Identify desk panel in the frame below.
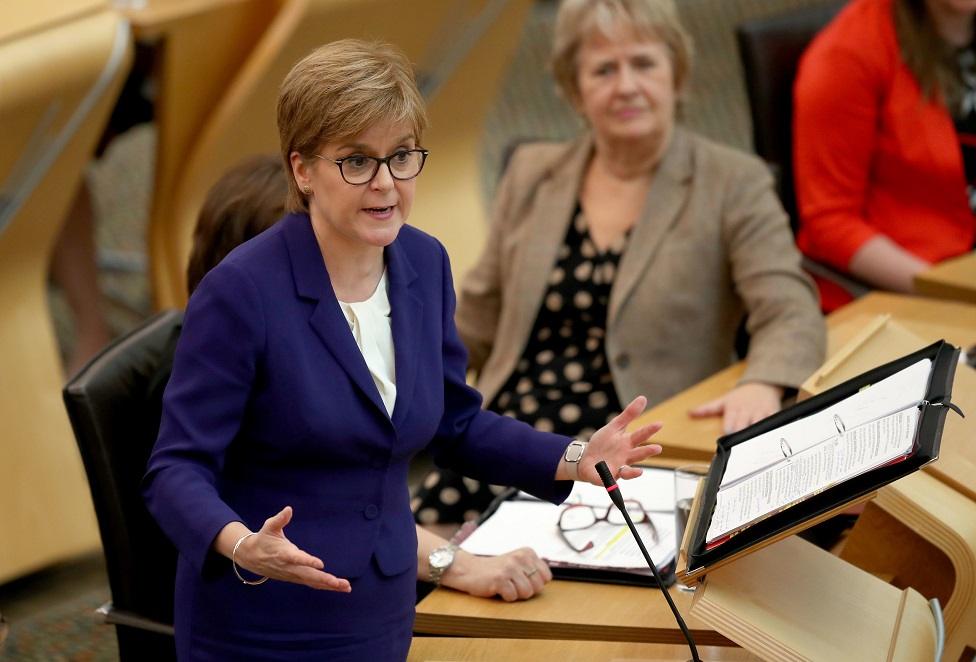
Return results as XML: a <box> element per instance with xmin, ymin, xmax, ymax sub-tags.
<box><xmin>415</xmin><ymin>581</ymin><xmax>733</xmax><ymax>646</ymax></box>
<box><xmin>408</xmin><ymin>637</ymin><xmax>758</xmax><ymax>661</ymax></box>
<box><xmin>915</xmin><ymin>252</ymin><xmax>976</xmax><ymax>305</ymax></box>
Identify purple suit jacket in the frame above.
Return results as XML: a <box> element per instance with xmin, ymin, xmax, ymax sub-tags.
<box><xmin>143</xmin><ymin>213</ymin><xmax>571</xmax><ymax>656</ymax></box>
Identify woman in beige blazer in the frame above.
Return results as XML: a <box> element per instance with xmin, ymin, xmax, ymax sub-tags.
<box><xmin>412</xmin><ymin>0</ymin><xmax>824</xmax><ymax>525</ymax></box>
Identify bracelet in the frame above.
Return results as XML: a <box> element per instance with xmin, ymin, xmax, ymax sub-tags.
<box><xmin>232</xmin><ymin>532</ymin><xmax>269</xmax><ymax>586</ymax></box>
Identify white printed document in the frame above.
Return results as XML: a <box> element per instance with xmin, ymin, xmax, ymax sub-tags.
<box><xmin>462</xmin><ymin>468</ymin><xmax>676</xmax><ymax>571</ymax></box>
<box><xmin>706</xmin><ymin>358</ymin><xmax>932</xmax><ymax>544</ymax></box>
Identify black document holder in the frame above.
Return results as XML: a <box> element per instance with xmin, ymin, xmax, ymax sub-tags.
<box><xmin>684</xmin><ymin>340</ymin><xmax>961</xmax><ymax>576</ymax></box>
<box><xmin>477</xmin><ymin>488</ymin><xmax>676</xmax><ymax>588</ymax></box>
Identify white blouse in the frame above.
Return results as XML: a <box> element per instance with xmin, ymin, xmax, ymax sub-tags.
<box><xmin>338</xmin><ymin>270</ymin><xmax>397</xmax><ymax>416</ymax></box>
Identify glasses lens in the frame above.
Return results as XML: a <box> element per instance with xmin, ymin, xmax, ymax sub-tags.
<box><xmin>389</xmin><ymin>150</ymin><xmax>424</xmax><ymax>179</ymax></box>
<box><xmin>560</xmin><ymin>505</ymin><xmax>597</xmax><ymax>531</ymax></box>
<box><xmin>341</xmin><ymin>156</ymin><xmax>376</xmax><ymax>184</ymax></box>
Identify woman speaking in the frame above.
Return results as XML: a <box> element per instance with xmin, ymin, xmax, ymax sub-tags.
<box><xmin>143</xmin><ymin>39</ymin><xmax>663</xmax><ymax>660</ymax></box>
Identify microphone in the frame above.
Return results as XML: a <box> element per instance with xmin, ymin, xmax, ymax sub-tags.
<box><xmin>595</xmin><ymin>460</ymin><xmax>702</xmax><ymax>662</ymax></box>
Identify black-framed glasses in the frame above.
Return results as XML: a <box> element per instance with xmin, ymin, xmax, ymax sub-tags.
<box><xmin>313</xmin><ymin>149</ymin><xmax>429</xmax><ymax>185</ymax></box>
<box><xmin>557</xmin><ymin>500</ymin><xmax>659</xmax><ymax>553</ymax></box>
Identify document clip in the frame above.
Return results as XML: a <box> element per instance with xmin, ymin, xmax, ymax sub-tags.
<box><xmin>925</xmin><ymin>397</ymin><xmax>965</xmax><ymax>419</ymax></box>
<box><xmin>779</xmin><ymin>438</ymin><xmax>793</xmax><ymax>462</ymax></box>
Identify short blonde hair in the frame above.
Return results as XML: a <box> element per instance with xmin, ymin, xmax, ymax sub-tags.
<box><xmin>277</xmin><ymin>39</ymin><xmax>429</xmax><ymax>212</ymax></box>
<box><xmin>551</xmin><ymin>0</ymin><xmax>693</xmax><ymax>105</ymax></box>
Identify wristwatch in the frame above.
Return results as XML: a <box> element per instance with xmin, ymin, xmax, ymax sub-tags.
<box><xmin>428</xmin><ymin>542</ymin><xmax>458</xmax><ymax>585</ymax></box>
<box><xmin>564</xmin><ymin>439</ymin><xmax>588</xmax><ymax>479</ymax></box>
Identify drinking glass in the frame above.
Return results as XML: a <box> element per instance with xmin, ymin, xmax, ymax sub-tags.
<box><xmin>674</xmin><ymin>464</ymin><xmax>709</xmax><ymax>591</ymax></box>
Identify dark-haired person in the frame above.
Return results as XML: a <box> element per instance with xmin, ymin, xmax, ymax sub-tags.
<box><xmin>143</xmin><ymin>39</ymin><xmax>665</xmax><ymax>660</ymax></box>
<box><xmin>795</xmin><ymin>0</ymin><xmax>976</xmax><ymax>311</ymax></box>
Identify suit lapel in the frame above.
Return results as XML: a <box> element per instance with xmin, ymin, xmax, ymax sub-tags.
<box><xmin>282</xmin><ymin>213</ymin><xmax>390</xmax><ymax>420</ymax></box>
<box><xmin>509</xmin><ymin>137</ymin><xmax>592</xmax><ymax>348</ymax></box>
<box><xmin>385</xmin><ymin>239</ymin><xmax>422</xmax><ymax>426</ymax></box>
<box><xmin>608</xmin><ymin>128</ymin><xmax>693</xmax><ymax>326</ymax></box>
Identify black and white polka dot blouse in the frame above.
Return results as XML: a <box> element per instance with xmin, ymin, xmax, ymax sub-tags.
<box><xmin>411</xmin><ymin>205</ymin><xmax>628</xmax><ymax>525</ymax></box>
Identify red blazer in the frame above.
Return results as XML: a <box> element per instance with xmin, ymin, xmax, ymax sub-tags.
<box><xmin>793</xmin><ymin>0</ymin><xmax>975</xmax><ymax>311</ymax></box>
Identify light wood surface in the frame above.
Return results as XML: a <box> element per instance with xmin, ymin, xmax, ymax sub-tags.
<box><xmin>0</xmin><ymin>5</ymin><xmax>130</xmax><ymax>582</ymax></box>
<box><xmin>914</xmin><ymin>251</ymin><xmax>976</xmax><ymax>305</ymax></box>
<box><xmin>407</xmin><ymin>637</ymin><xmax>759</xmax><ymax>661</ymax></box>
<box><xmin>0</xmin><ymin>0</ymin><xmax>104</xmax><ymax>43</ymax></box>
<box><xmin>691</xmin><ymin>536</ymin><xmax>936</xmax><ymax>661</ymax></box>
<box><xmin>840</xmin><ymin>471</ymin><xmax>976</xmax><ymax>661</ymax></box>
<box><xmin>827</xmin><ymin>292</ymin><xmax>976</xmax><ymax>350</ymax></box>
<box><xmin>415</xmin><ymin>580</ymin><xmax>733</xmax><ymax>646</ymax></box>
<box><xmin>125</xmin><ymin>0</ymin><xmax>282</xmax><ymax>308</ymax></box>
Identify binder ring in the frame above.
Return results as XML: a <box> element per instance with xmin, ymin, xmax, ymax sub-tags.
<box><xmin>833</xmin><ymin>414</ymin><xmax>846</xmax><ymax>435</ymax></box>
<box><xmin>779</xmin><ymin>438</ymin><xmax>793</xmax><ymax>460</ymax></box>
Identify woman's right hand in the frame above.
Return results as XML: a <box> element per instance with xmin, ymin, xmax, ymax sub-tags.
<box><xmin>227</xmin><ymin>506</ymin><xmax>351</xmax><ymax>592</ymax></box>
<box><xmin>443</xmin><ymin>546</ymin><xmax>552</xmax><ymax>602</ymax></box>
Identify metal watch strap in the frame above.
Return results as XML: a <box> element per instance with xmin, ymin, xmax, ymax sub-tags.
<box><xmin>428</xmin><ymin>542</ymin><xmax>458</xmax><ymax>585</ymax></box>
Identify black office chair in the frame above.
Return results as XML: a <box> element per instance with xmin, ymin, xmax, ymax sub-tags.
<box><xmin>63</xmin><ymin>309</ymin><xmax>183</xmax><ymax>662</ymax></box>
<box><xmin>736</xmin><ymin>1</ymin><xmax>845</xmax><ymax>227</ymax></box>
<box><xmin>736</xmin><ymin>1</ymin><xmax>870</xmax><ymax>301</ymax></box>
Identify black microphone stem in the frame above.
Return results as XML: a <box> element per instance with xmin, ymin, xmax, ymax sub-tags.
<box><xmin>595</xmin><ymin>460</ymin><xmax>701</xmax><ymax>662</ymax></box>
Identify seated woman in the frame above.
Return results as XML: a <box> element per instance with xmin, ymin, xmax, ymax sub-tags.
<box><xmin>180</xmin><ymin>154</ymin><xmax>560</xmax><ymax>602</ymax></box>
<box><xmin>412</xmin><ymin>0</ymin><xmax>825</xmax><ymax>525</ymax></box>
<box><xmin>794</xmin><ymin>0</ymin><xmax>976</xmax><ymax>312</ymax></box>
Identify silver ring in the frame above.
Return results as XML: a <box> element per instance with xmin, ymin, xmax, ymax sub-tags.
<box><xmin>779</xmin><ymin>437</ymin><xmax>793</xmax><ymax>460</ymax></box>
<box><xmin>524</xmin><ymin>567</ymin><xmax>538</xmax><ymax>577</ymax></box>
<box><xmin>833</xmin><ymin>414</ymin><xmax>846</xmax><ymax>434</ymax></box>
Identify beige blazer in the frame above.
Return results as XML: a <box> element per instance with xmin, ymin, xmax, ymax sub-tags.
<box><xmin>456</xmin><ymin>128</ymin><xmax>826</xmax><ymax>408</ymax></box>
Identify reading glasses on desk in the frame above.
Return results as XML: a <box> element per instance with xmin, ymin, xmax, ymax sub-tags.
<box><xmin>557</xmin><ymin>500</ymin><xmax>659</xmax><ymax>554</ymax></box>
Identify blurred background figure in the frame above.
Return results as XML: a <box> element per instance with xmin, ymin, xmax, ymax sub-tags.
<box><xmin>794</xmin><ymin>0</ymin><xmax>976</xmax><ymax>311</ymax></box>
<box><xmin>412</xmin><ymin>0</ymin><xmax>825</xmax><ymax>527</ymax></box>
<box><xmin>52</xmin><ymin>45</ymin><xmax>156</xmax><ymax>377</ymax></box>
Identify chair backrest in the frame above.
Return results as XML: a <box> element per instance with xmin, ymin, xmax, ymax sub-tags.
<box><xmin>151</xmin><ymin>0</ymin><xmax>533</xmax><ymax>308</ymax></box>
<box><xmin>736</xmin><ymin>1</ymin><xmax>844</xmax><ymax>227</ymax></box>
<box><xmin>63</xmin><ymin>310</ymin><xmax>183</xmax><ymax>643</ymax></box>
<box><xmin>0</xmin><ymin>1</ymin><xmax>131</xmax><ymax>584</ymax></box>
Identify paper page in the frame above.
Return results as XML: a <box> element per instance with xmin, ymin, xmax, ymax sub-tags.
<box><xmin>706</xmin><ymin>407</ymin><xmax>920</xmax><ymax>543</ymax></box>
<box><xmin>461</xmin><ymin>501</ymin><xmax>676</xmax><ymax>569</ymax></box>
<box><xmin>517</xmin><ymin>467</ymin><xmax>675</xmax><ymax>512</ymax></box>
<box><xmin>721</xmin><ymin>358</ymin><xmax>931</xmax><ymax>486</ymax></box>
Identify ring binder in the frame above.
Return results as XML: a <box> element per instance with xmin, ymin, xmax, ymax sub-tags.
<box><xmin>678</xmin><ymin>340</ymin><xmax>964</xmax><ymax>584</ymax></box>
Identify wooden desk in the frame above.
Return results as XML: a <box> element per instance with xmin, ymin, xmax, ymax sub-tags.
<box><xmin>914</xmin><ymin>251</ymin><xmax>976</xmax><ymax>305</ymax></box>
<box><xmin>415</xmin><ymin>581</ymin><xmax>732</xmax><ymax>646</ymax></box>
<box><xmin>415</xmin><ymin>292</ymin><xmax>974</xmax><ymax>648</ymax></box>
<box><xmin>408</xmin><ymin>637</ymin><xmax>758</xmax><ymax>661</ymax></box>
<box><xmin>119</xmin><ymin>0</ymin><xmax>281</xmax><ymax>308</ymax></box>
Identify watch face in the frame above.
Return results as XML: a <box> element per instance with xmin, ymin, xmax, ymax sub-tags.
<box><xmin>430</xmin><ymin>548</ymin><xmax>453</xmax><ymax>569</ymax></box>
<box><xmin>565</xmin><ymin>442</ymin><xmax>585</xmax><ymax>462</ymax></box>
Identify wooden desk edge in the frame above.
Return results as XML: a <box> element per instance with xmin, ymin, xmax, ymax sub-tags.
<box><xmin>412</xmin><ymin>611</ymin><xmax>735</xmax><ymax>647</ymax></box>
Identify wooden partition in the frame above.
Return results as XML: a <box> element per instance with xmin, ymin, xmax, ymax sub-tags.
<box><xmin>0</xmin><ymin>2</ymin><xmax>131</xmax><ymax>582</ymax></box>
<box><xmin>152</xmin><ymin>0</ymin><xmax>532</xmax><ymax>308</ymax></box>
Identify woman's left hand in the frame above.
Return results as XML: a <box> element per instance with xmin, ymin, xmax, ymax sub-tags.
<box><xmin>688</xmin><ymin>382</ymin><xmax>784</xmax><ymax>434</ymax></box>
<box><xmin>577</xmin><ymin>396</ymin><xmax>663</xmax><ymax>485</ymax></box>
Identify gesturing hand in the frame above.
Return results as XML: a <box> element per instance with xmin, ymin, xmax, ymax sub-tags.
<box><xmin>233</xmin><ymin>506</ymin><xmax>351</xmax><ymax>592</ymax></box>
<box><xmin>579</xmin><ymin>396</ymin><xmax>663</xmax><ymax>485</ymax></box>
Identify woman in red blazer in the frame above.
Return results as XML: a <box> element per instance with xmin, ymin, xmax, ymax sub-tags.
<box><xmin>794</xmin><ymin>0</ymin><xmax>976</xmax><ymax>311</ymax></box>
